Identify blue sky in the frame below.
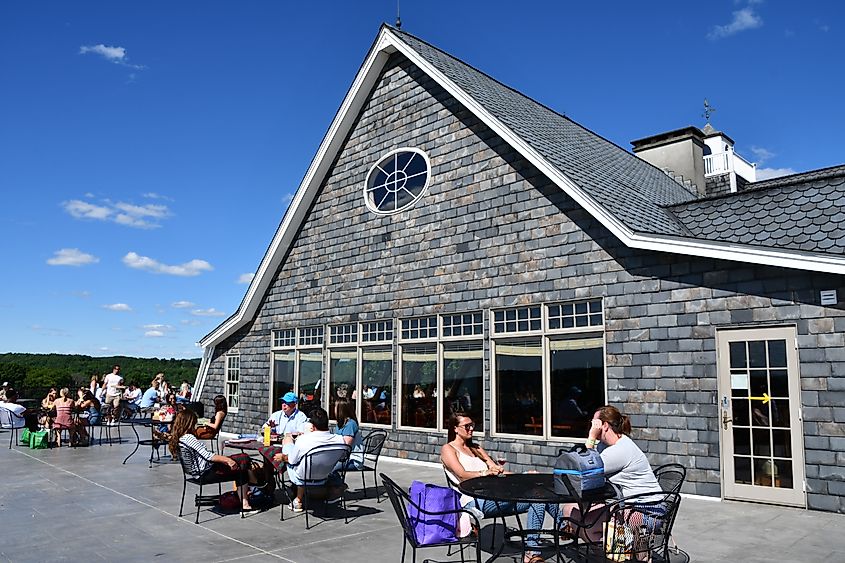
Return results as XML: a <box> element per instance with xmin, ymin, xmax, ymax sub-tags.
<box><xmin>1</xmin><ymin>1</ymin><xmax>842</xmax><ymax>359</ymax></box>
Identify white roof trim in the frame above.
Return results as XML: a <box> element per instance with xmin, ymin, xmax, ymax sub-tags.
<box><xmin>200</xmin><ymin>27</ymin><xmax>845</xmax><ymax>351</ymax></box>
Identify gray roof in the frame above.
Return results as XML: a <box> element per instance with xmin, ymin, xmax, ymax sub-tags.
<box><xmin>392</xmin><ymin>28</ymin><xmax>697</xmax><ymax>236</ymax></box>
<box><xmin>667</xmin><ymin>166</ymin><xmax>845</xmax><ymax>255</ymax></box>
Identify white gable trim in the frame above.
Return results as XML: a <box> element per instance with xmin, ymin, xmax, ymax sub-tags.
<box><xmin>200</xmin><ymin>27</ymin><xmax>845</xmax><ymax>353</ymax></box>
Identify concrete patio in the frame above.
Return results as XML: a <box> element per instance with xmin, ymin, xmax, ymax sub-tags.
<box><xmin>0</xmin><ymin>432</ymin><xmax>843</xmax><ymax>562</ymax></box>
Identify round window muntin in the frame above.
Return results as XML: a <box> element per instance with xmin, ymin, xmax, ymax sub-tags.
<box><xmin>364</xmin><ymin>147</ymin><xmax>431</xmax><ymax>214</ymax></box>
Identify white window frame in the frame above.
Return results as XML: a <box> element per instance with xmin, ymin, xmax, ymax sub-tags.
<box><xmin>397</xmin><ymin>312</ymin><xmax>485</xmax><ymax>434</ymax></box>
<box><xmin>225</xmin><ymin>353</ymin><xmax>240</xmax><ymax>414</ymax></box>
<box><xmin>270</xmin><ymin>326</ymin><xmax>325</xmax><ymax>416</ymax></box>
<box><xmin>363</xmin><ymin>147</ymin><xmax>432</xmax><ymax>215</ymax></box>
<box><xmin>489</xmin><ymin>300</ymin><xmax>606</xmax><ymax>441</ymax></box>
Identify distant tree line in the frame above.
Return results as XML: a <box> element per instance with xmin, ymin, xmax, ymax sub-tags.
<box><xmin>0</xmin><ymin>353</ymin><xmax>200</xmax><ymax>397</ymax></box>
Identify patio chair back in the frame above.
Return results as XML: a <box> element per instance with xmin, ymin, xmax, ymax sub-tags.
<box><xmin>604</xmin><ymin>491</ymin><xmax>681</xmax><ymax>563</ymax></box>
<box><xmin>0</xmin><ymin>406</ymin><xmax>25</xmax><ymax>448</ymax></box>
<box><xmin>654</xmin><ymin>463</ymin><xmax>686</xmax><ymax>494</ymax></box>
<box><xmin>178</xmin><ymin>441</ymin><xmax>210</xmax><ymax>478</ymax></box>
<box><xmin>381</xmin><ymin>473</ymin><xmax>481</xmax><ymax>563</ymax></box>
<box><xmin>357</xmin><ymin>429</ymin><xmax>387</xmax><ymax>499</ymax></box>
<box><xmin>301</xmin><ymin>443</ymin><xmax>350</xmax><ymax>484</ymax></box>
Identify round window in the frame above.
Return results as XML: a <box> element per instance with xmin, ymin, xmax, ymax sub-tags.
<box><xmin>364</xmin><ymin>148</ymin><xmax>431</xmax><ymax>214</ymax></box>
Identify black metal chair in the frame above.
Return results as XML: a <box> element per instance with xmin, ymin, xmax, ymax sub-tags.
<box><xmin>382</xmin><ymin>473</ymin><xmax>481</xmax><ymax>563</ymax></box>
<box><xmin>602</xmin><ymin>491</ymin><xmax>682</xmax><ymax>563</ymax></box>
<box><xmin>0</xmin><ymin>406</ymin><xmax>26</xmax><ymax>448</ymax></box>
<box><xmin>654</xmin><ymin>463</ymin><xmax>686</xmax><ymax>494</ymax></box>
<box><xmin>97</xmin><ymin>404</ymin><xmax>122</xmax><ymax>445</ymax></box>
<box><xmin>177</xmin><ymin>440</ymin><xmax>242</xmax><ymax>523</ymax></box>
<box><xmin>357</xmin><ymin>429</ymin><xmax>387</xmax><ymax>500</ymax></box>
<box><xmin>280</xmin><ymin>443</ymin><xmax>351</xmax><ymax>529</ymax></box>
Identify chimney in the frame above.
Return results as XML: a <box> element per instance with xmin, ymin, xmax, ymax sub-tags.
<box><xmin>631</xmin><ymin>126</ymin><xmax>707</xmax><ymax>196</ymax></box>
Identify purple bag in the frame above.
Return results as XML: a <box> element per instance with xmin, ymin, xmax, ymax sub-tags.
<box><xmin>407</xmin><ymin>480</ymin><xmax>461</xmax><ymax>545</ymax></box>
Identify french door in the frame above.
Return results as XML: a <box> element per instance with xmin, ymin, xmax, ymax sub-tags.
<box><xmin>717</xmin><ymin>326</ymin><xmax>805</xmax><ymax>506</ymax></box>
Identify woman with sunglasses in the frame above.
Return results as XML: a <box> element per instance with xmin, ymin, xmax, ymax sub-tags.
<box><xmin>441</xmin><ymin>412</ymin><xmax>554</xmax><ymax>563</ymax></box>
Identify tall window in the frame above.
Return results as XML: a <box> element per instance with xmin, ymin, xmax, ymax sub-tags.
<box><xmin>492</xmin><ymin>300</ymin><xmax>605</xmax><ymax>439</ymax></box>
<box><xmin>271</xmin><ymin>327</ymin><xmax>324</xmax><ymax>415</ymax></box>
<box><xmin>398</xmin><ymin>312</ymin><xmax>484</xmax><ymax>431</ymax></box>
<box><xmin>225</xmin><ymin>354</ymin><xmax>240</xmax><ymax>412</ymax></box>
<box><xmin>326</xmin><ymin>320</ymin><xmax>394</xmax><ymax>426</ymax></box>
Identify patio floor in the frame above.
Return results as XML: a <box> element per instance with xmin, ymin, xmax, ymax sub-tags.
<box><xmin>0</xmin><ymin>431</ymin><xmax>843</xmax><ymax>562</ymax></box>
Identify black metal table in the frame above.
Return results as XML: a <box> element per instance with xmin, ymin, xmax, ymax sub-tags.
<box><xmin>121</xmin><ymin>417</ymin><xmax>170</xmax><ymax>466</ymax></box>
<box><xmin>458</xmin><ymin>473</ymin><xmax>616</xmax><ymax>562</ymax></box>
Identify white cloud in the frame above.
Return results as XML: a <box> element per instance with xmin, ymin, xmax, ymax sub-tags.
<box><xmin>145</xmin><ymin>330</ymin><xmax>165</xmax><ymax>337</ymax></box>
<box><xmin>79</xmin><ymin>44</ymin><xmax>146</xmax><ymax>70</ymax></box>
<box><xmin>757</xmin><ymin>167</ymin><xmax>797</xmax><ymax>180</ymax></box>
<box><xmin>84</xmin><ymin>192</ymin><xmax>95</xmax><ymax>198</ymax></box>
<box><xmin>103</xmin><ymin>303</ymin><xmax>132</xmax><ymax>312</ymax></box>
<box><xmin>142</xmin><ymin>192</ymin><xmax>174</xmax><ymax>201</ymax></box>
<box><xmin>62</xmin><ymin>198</ymin><xmax>171</xmax><ymax>229</ymax></box>
<box><xmin>237</xmin><ymin>272</ymin><xmax>255</xmax><ymax>284</ymax></box>
<box><xmin>180</xmin><ymin>319</ymin><xmax>204</xmax><ymax>326</ymax></box>
<box><xmin>143</xmin><ymin>323</ymin><xmax>173</xmax><ymax>331</ymax></box>
<box><xmin>191</xmin><ymin>308</ymin><xmax>227</xmax><ymax>317</ymax></box>
<box><xmin>46</xmin><ymin>248</ymin><xmax>100</xmax><ymax>267</ymax></box>
<box><xmin>99</xmin><ymin>346</ymin><xmax>110</xmax><ymax>352</ymax></box>
<box><xmin>750</xmin><ymin>146</ymin><xmax>775</xmax><ymax>164</ymax></box>
<box><xmin>72</xmin><ymin>290</ymin><xmax>91</xmax><ymax>299</ymax></box>
<box><xmin>171</xmin><ymin>300</ymin><xmax>196</xmax><ymax>309</ymax></box>
<box><xmin>708</xmin><ymin>7</ymin><xmax>762</xmax><ymax>39</ymax></box>
<box><xmin>123</xmin><ymin>252</ymin><xmax>213</xmax><ymax>276</ymax></box>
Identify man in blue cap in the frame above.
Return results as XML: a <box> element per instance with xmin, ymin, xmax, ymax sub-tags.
<box><xmin>263</xmin><ymin>391</ymin><xmax>309</xmax><ymax>435</ymax></box>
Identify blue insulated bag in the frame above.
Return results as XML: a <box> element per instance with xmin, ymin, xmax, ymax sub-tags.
<box><xmin>553</xmin><ymin>445</ymin><xmax>605</xmax><ymax>496</ymax></box>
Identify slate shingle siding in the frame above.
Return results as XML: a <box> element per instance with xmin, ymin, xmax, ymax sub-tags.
<box><xmin>203</xmin><ymin>54</ymin><xmax>845</xmax><ymax>512</ymax></box>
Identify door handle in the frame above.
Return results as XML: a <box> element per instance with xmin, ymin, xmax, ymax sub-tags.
<box><xmin>722</xmin><ymin>410</ymin><xmax>732</xmax><ymax>430</ymax></box>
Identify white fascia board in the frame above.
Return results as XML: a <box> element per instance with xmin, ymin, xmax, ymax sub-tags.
<box><xmin>627</xmin><ymin>232</ymin><xmax>845</xmax><ymax>275</ymax></box>
<box><xmin>199</xmin><ymin>31</ymin><xmax>395</xmax><ymax>350</ymax></box>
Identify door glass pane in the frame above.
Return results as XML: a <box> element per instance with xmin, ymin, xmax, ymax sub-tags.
<box><xmin>734</xmin><ymin>457</ymin><xmax>752</xmax><ymax>484</ymax></box>
<box><xmin>768</xmin><ymin>340</ymin><xmax>787</xmax><ymax>368</ymax></box>
<box><xmin>362</xmin><ymin>348</ymin><xmax>392</xmax><ymax>425</ymax></box>
<box><xmin>732</xmin><ymin>398</ymin><xmax>749</xmax><ymax>426</ymax></box>
<box><xmin>729</xmin><ymin>342</ymin><xmax>747</xmax><ymax>369</ymax></box>
<box><xmin>273</xmin><ymin>351</ymin><xmax>295</xmax><ymax>412</ymax></box>
<box><xmin>298</xmin><ymin>352</ymin><xmax>323</xmax><ymax>415</ymax></box>
<box><xmin>730</xmin><ymin>370</ymin><xmax>749</xmax><ymax>397</ymax></box>
<box><xmin>748</xmin><ymin>341</ymin><xmax>767</xmax><ymax>368</ymax></box>
<box><xmin>773</xmin><ymin>459</ymin><xmax>794</xmax><ymax>488</ymax></box>
<box><xmin>771</xmin><ymin>399</ymin><xmax>790</xmax><ymax>427</ymax></box>
<box><xmin>772</xmin><ymin>429</ymin><xmax>792</xmax><ymax>458</ymax></box>
<box><xmin>550</xmin><ymin>338</ymin><xmax>605</xmax><ymax>438</ymax></box>
<box><xmin>751</xmin><ymin>401</ymin><xmax>770</xmax><ymax>426</ymax></box>
<box><xmin>443</xmin><ymin>343</ymin><xmax>483</xmax><ymax>431</ymax></box>
<box><xmin>495</xmin><ymin>339</ymin><xmax>542</xmax><ymax>435</ymax></box>
<box><xmin>769</xmin><ymin>369</ymin><xmax>788</xmax><ymax>397</ymax></box>
<box><xmin>752</xmin><ymin>428</ymin><xmax>771</xmax><ymax>456</ymax></box>
<box><xmin>329</xmin><ymin>349</ymin><xmax>357</xmax><ymax>421</ymax></box>
<box><xmin>750</xmin><ymin>369</ymin><xmax>768</xmax><ymax>397</ymax></box>
<box><xmin>400</xmin><ymin>345</ymin><xmax>437</xmax><ymax>428</ymax></box>
<box><xmin>733</xmin><ymin>427</ymin><xmax>750</xmax><ymax>455</ymax></box>
<box><xmin>754</xmin><ymin>458</ymin><xmax>783</xmax><ymax>487</ymax></box>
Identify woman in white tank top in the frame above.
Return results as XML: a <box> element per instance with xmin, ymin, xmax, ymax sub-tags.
<box><xmin>441</xmin><ymin>412</ymin><xmax>559</xmax><ymax>563</ymax></box>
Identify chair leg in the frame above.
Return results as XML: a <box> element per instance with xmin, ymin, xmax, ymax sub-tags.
<box><xmin>400</xmin><ymin>539</ymin><xmax>407</xmax><ymax>563</ymax></box>
<box><xmin>196</xmin><ymin>483</ymin><xmax>202</xmax><ymax>523</ymax></box>
<box><xmin>179</xmin><ymin>479</ymin><xmax>187</xmax><ymax>517</ymax></box>
<box><xmin>304</xmin><ymin>487</ymin><xmax>310</xmax><ymax>530</ymax></box>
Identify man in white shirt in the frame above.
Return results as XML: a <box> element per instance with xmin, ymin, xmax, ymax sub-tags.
<box><xmin>122</xmin><ymin>382</ymin><xmax>143</xmax><ymax>417</ymax></box>
<box><xmin>102</xmin><ymin>365</ymin><xmax>124</xmax><ymax>423</ymax></box>
<box><xmin>263</xmin><ymin>392</ymin><xmax>309</xmax><ymax>434</ymax></box>
<box><xmin>0</xmin><ymin>389</ymin><xmax>37</xmax><ymax>430</ymax></box>
<box><xmin>272</xmin><ymin>407</ymin><xmax>347</xmax><ymax>511</ymax></box>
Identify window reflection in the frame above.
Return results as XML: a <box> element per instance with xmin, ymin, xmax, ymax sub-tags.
<box><xmin>362</xmin><ymin>348</ymin><xmax>392</xmax><ymax>425</ymax></box>
<box><xmin>272</xmin><ymin>351</ymin><xmax>295</xmax><ymax>412</ymax></box>
<box><xmin>329</xmin><ymin>349</ymin><xmax>357</xmax><ymax>421</ymax></box>
<box><xmin>298</xmin><ymin>352</ymin><xmax>322</xmax><ymax>416</ymax></box>
<box><xmin>550</xmin><ymin>338</ymin><xmax>605</xmax><ymax>438</ymax></box>
<box><xmin>443</xmin><ymin>343</ymin><xmax>483</xmax><ymax>431</ymax></box>
<box><xmin>495</xmin><ymin>340</ymin><xmax>542</xmax><ymax>435</ymax></box>
<box><xmin>400</xmin><ymin>345</ymin><xmax>437</xmax><ymax>428</ymax></box>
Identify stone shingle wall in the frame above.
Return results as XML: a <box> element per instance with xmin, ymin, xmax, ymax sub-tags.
<box><xmin>201</xmin><ymin>54</ymin><xmax>845</xmax><ymax>512</ymax></box>
<box><xmin>705</xmin><ymin>173</ymin><xmax>731</xmax><ymax>196</ymax></box>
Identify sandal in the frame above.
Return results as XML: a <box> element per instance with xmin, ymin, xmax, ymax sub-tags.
<box><xmin>524</xmin><ymin>554</ymin><xmax>545</xmax><ymax>563</ymax></box>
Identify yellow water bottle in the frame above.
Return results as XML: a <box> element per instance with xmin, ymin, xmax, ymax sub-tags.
<box><xmin>263</xmin><ymin>425</ymin><xmax>271</xmax><ymax>446</ymax></box>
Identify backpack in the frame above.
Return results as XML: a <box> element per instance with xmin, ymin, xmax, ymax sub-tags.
<box><xmin>553</xmin><ymin>445</ymin><xmax>605</xmax><ymax>496</ymax></box>
<box><xmin>217</xmin><ymin>491</ymin><xmax>241</xmax><ymax>512</ymax></box>
<box><xmin>407</xmin><ymin>481</ymin><xmax>461</xmax><ymax>545</ymax></box>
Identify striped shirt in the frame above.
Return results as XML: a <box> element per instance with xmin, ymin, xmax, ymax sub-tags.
<box><xmin>179</xmin><ymin>434</ymin><xmax>214</xmax><ymax>474</ymax></box>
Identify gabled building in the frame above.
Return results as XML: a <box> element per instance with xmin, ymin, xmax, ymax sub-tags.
<box><xmin>195</xmin><ymin>25</ymin><xmax>845</xmax><ymax>513</ymax></box>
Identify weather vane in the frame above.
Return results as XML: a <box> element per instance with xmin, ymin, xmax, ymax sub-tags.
<box><xmin>702</xmin><ymin>99</ymin><xmax>716</xmax><ymax>124</ymax></box>
<box><xmin>396</xmin><ymin>0</ymin><xmax>402</xmax><ymax>29</ymax></box>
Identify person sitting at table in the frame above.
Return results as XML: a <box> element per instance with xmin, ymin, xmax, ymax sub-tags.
<box><xmin>263</xmin><ymin>392</ymin><xmax>309</xmax><ymax>435</ymax></box>
<box><xmin>332</xmin><ymin>398</ymin><xmax>364</xmax><ymax>471</ymax></box>
<box><xmin>0</xmin><ymin>389</ymin><xmax>39</xmax><ymax>431</ymax></box>
<box><xmin>177</xmin><ymin>380</ymin><xmax>192</xmax><ymax>400</ymax></box>
<box><xmin>52</xmin><ymin>388</ymin><xmax>81</xmax><ymax>447</ymax></box>
<box><xmin>140</xmin><ymin>379</ymin><xmax>161</xmax><ymax>413</ymax></box>
<box><xmin>76</xmin><ymin>389</ymin><xmax>102</xmax><ymax>444</ymax></box>
<box><xmin>169</xmin><ymin>409</ymin><xmax>259</xmax><ymax>515</ymax></box>
<box><xmin>560</xmin><ymin>405</ymin><xmax>661</xmax><ymax>542</ymax></box>
<box><xmin>153</xmin><ymin>393</ymin><xmax>178</xmax><ymax>445</ymax></box>
<box><xmin>441</xmin><ymin>412</ymin><xmax>556</xmax><ymax>563</ymax></box>
<box><xmin>39</xmin><ymin>387</ymin><xmax>58</xmax><ymax>429</ymax></box>
<box><xmin>196</xmin><ymin>394</ymin><xmax>227</xmax><ymax>440</ymax></box>
<box><xmin>122</xmin><ymin>382</ymin><xmax>142</xmax><ymax>418</ymax></box>
<box><xmin>271</xmin><ymin>407</ymin><xmax>347</xmax><ymax>512</ymax></box>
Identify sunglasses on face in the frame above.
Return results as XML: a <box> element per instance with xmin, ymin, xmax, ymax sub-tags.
<box><xmin>458</xmin><ymin>423</ymin><xmax>475</xmax><ymax>431</ymax></box>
